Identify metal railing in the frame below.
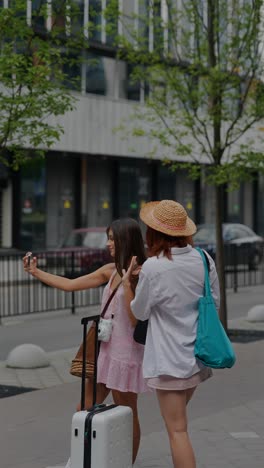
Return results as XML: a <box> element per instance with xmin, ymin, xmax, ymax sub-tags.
<box><xmin>0</xmin><ymin>244</ymin><xmax>263</xmax><ymax>318</ymax></box>
<box><xmin>222</xmin><ymin>244</ymin><xmax>264</xmax><ymax>292</ymax></box>
<box><xmin>0</xmin><ymin>249</ymin><xmax>106</xmax><ymax>319</ymax></box>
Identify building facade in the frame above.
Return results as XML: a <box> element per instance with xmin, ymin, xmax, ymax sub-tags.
<box><xmin>0</xmin><ymin>0</ymin><xmax>263</xmax><ymax>250</ymax></box>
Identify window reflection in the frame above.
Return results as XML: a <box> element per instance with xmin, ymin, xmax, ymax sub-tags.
<box><xmin>89</xmin><ymin>0</ymin><xmax>102</xmax><ymax>42</ymax></box>
<box><xmin>32</xmin><ymin>0</ymin><xmax>46</xmax><ymax>32</ymax></box>
<box><xmin>20</xmin><ymin>159</ymin><xmax>46</xmax><ymax>250</ymax></box>
<box><xmin>86</xmin><ymin>52</ymin><xmax>106</xmax><ymax>95</ymax></box>
<box><xmin>118</xmin><ymin>163</ymin><xmax>152</xmax><ymax>220</ymax></box>
<box><xmin>126</xmin><ymin>64</ymin><xmax>141</xmax><ymax>101</ymax></box>
<box><xmin>63</xmin><ymin>51</ymin><xmax>82</xmax><ymax>91</ymax></box>
<box><xmin>105</xmin><ymin>0</ymin><xmax>117</xmax><ymax>45</ymax></box>
<box><xmin>52</xmin><ymin>0</ymin><xmax>67</xmax><ymax>31</ymax></box>
<box><xmin>257</xmin><ymin>174</ymin><xmax>264</xmax><ymax>235</ymax></box>
<box><xmin>71</xmin><ymin>0</ymin><xmax>84</xmax><ymax>35</ymax></box>
<box><xmin>227</xmin><ymin>186</ymin><xmax>243</xmax><ymax>223</ymax></box>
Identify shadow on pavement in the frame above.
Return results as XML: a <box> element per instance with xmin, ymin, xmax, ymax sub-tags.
<box><xmin>0</xmin><ymin>384</ymin><xmax>37</xmax><ymax>399</ymax></box>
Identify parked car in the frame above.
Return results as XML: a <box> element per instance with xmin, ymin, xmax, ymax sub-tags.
<box><xmin>45</xmin><ymin>227</ymin><xmax>111</xmax><ymax>277</ymax></box>
<box><xmin>194</xmin><ymin>223</ymin><xmax>264</xmax><ymax>270</ymax></box>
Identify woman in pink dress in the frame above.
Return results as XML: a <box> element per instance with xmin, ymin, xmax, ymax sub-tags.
<box><xmin>23</xmin><ymin>218</ymin><xmax>148</xmax><ymax>463</ymax></box>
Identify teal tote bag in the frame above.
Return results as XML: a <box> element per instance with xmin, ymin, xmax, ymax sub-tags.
<box><xmin>194</xmin><ymin>248</ymin><xmax>236</xmax><ymax>369</ymax></box>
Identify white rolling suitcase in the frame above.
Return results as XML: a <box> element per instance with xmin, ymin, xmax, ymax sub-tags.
<box><xmin>70</xmin><ymin>315</ymin><xmax>133</xmax><ymax>468</ymax></box>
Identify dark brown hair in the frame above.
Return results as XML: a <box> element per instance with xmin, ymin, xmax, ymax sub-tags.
<box><xmin>146</xmin><ymin>226</ymin><xmax>193</xmax><ymax>259</ymax></box>
<box><xmin>107</xmin><ymin>218</ymin><xmax>146</xmax><ymax>277</ymax></box>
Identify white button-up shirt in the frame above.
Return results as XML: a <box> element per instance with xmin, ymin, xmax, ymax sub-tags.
<box><xmin>131</xmin><ymin>245</ymin><xmax>220</xmax><ymax>379</ymax></box>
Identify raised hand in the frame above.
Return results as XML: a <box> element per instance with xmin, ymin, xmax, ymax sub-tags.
<box><xmin>122</xmin><ymin>256</ymin><xmax>141</xmax><ymax>286</ymax></box>
<box><xmin>23</xmin><ymin>252</ymin><xmax>38</xmax><ymax>275</ymax></box>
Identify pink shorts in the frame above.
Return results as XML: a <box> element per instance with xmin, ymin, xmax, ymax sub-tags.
<box><xmin>147</xmin><ymin>367</ymin><xmax>212</xmax><ymax>391</ymax></box>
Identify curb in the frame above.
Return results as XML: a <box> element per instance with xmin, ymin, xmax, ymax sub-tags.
<box><xmin>228</xmin><ymin>328</ymin><xmax>264</xmax><ymax>339</ymax></box>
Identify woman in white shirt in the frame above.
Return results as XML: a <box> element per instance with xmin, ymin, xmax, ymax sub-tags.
<box><xmin>123</xmin><ymin>200</ymin><xmax>220</xmax><ymax>468</ymax></box>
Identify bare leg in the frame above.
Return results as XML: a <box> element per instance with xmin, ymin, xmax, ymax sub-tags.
<box><xmin>186</xmin><ymin>386</ymin><xmax>196</xmax><ymax>405</ymax></box>
<box><xmin>76</xmin><ymin>380</ymin><xmax>110</xmax><ymax>411</ymax></box>
<box><xmin>112</xmin><ymin>390</ymin><xmax>140</xmax><ymax>465</ymax></box>
<box><xmin>156</xmin><ymin>388</ymin><xmax>196</xmax><ymax>468</ymax></box>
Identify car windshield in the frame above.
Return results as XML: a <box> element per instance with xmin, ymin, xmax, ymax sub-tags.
<box><xmin>62</xmin><ymin>231</ymin><xmax>107</xmax><ymax>249</ymax></box>
<box><xmin>194</xmin><ymin>225</ymin><xmax>215</xmax><ymax>243</ymax></box>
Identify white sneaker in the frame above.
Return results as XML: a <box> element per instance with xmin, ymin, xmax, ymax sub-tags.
<box><xmin>65</xmin><ymin>459</ymin><xmax>71</xmax><ymax>468</ymax></box>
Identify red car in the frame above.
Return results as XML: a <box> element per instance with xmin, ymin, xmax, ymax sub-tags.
<box><xmin>45</xmin><ymin>227</ymin><xmax>111</xmax><ymax>277</ymax></box>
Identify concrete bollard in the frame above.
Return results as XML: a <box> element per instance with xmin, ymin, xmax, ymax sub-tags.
<box><xmin>6</xmin><ymin>344</ymin><xmax>50</xmax><ymax>369</ymax></box>
<box><xmin>247</xmin><ymin>305</ymin><xmax>264</xmax><ymax>323</ymax></box>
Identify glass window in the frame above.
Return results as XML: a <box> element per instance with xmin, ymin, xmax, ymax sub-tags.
<box><xmin>0</xmin><ymin>163</ymin><xmax>8</xmax><ymax>189</ymax></box>
<box><xmin>224</xmin><ymin>225</ymin><xmax>244</xmax><ymax>241</ymax></box>
<box><xmin>105</xmin><ymin>0</ymin><xmax>117</xmax><ymax>45</ymax></box>
<box><xmin>158</xmin><ymin>166</ymin><xmax>196</xmax><ymax>220</ymax></box>
<box><xmin>85</xmin><ymin>159</ymin><xmax>112</xmax><ymax>228</ymax></box>
<box><xmin>71</xmin><ymin>0</ymin><xmax>84</xmax><ymax>34</ymax></box>
<box><xmin>118</xmin><ymin>163</ymin><xmax>152</xmax><ymax>221</ymax></box>
<box><xmin>62</xmin><ymin>230</ymin><xmax>107</xmax><ymax>248</ymax></box>
<box><xmin>175</xmin><ymin>170</ymin><xmax>196</xmax><ymax>222</ymax></box>
<box><xmin>52</xmin><ymin>0</ymin><xmax>66</xmax><ymax>31</ymax></box>
<box><xmin>126</xmin><ymin>64</ymin><xmax>141</xmax><ymax>101</ymax></box>
<box><xmin>235</xmin><ymin>226</ymin><xmax>255</xmax><ymax>238</ymax></box>
<box><xmin>32</xmin><ymin>0</ymin><xmax>46</xmax><ymax>31</ymax></box>
<box><xmin>139</xmin><ymin>0</ymin><xmax>149</xmax><ymax>49</ymax></box>
<box><xmin>62</xmin><ymin>51</ymin><xmax>82</xmax><ymax>91</ymax></box>
<box><xmin>83</xmin><ymin>231</ymin><xmax>107</xmax><ymax>248</ymax></box>
<box><xmin>20</xmin><ymin>158</ymin><xmax>46</xmax><ymax>251</ymax></box>
<box><xmin>119</xmin><ymin>60</ymin><xmax>147</xmax><ymax>101</ymax></box>
<box><xmin>0</xmin><ymin>190</ymin><xmax>2</xmax><ymax>247</ymax></box>
<box><xmin>157</xmin><ymin>165</ymin><xmax>175</xmax><ymax>199</ymax></box>
<box><xmin>257</xmin><ymin>174</ymin><xmax>264</xmax><ymax>235</ymax></box>
<box><xmin>85</xmin><ymin>52</ymin><xmax>106</xmax><ymax>95</ymax></box>
<box><xmin>195</xmin><ymin>225</ymin><xmax>215</xmax><ymax>243</ymax></box>
<box><xmin>227</xmin><ymin>185</ymin><xmax>244</xmax><ymax>223</ymax></box>
<box><xmin>224</xmin><ymin>226</ymin><xmax>237</xmax><ymax>241</ymax></box>
<box><xmin>153</xmin><ymin>0</ymin><xmax>162</xmax><ymax>52</ymax></box>
<box><xmin>89</xmin><ymin>0</ymin><xmax>102</xmax><ymax>42</ymax></box>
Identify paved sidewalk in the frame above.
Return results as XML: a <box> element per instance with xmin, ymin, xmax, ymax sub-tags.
<box><xmin>0</xmin><ymin>347</ymin><xmax>78</xmax><ymax>390</ymax></box>
<box><xmin>1</xmin><ymin>318</ymin><xmax>264</xmax><ymax>391</ymax></box>
<box><xmin>1</xmin><ymin>282</ymin><xmax>264</xmax><ymax>391</ymax></box>
<box><xmin>1</xmin><ymin>338</ymin><xmax>264</xmax><ymax>468</ymax></box>
<box><xmin>0</xmin><ymin>286</ymin><xmax>264</xmax><ymax>468</ymax></box>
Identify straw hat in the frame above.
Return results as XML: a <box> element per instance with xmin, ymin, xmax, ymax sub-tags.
<box><xmin>140</xmin><ymin>200</ymin><xmax>197</xmax><ymax>237</ymax></box>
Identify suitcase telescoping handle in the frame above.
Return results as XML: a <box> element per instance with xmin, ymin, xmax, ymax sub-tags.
<box><xmin>81</xmin><ymin>315</ymin><xmax>100</xmax><ymax>411</ymax></box>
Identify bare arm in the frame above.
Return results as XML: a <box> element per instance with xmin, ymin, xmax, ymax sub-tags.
<box><xmin>122</xmin><ymin>256</ymin><xmax>140</xmax><ymax>327</ymax></box>
<box><xmin>122</xmin><ymin>281</ymin><xmax>137</xmax><ymax>327</ymax></box>
<box><xmin>23</xmin><ymin>255</ymin><xmax>115</xmax><ymax>291</ymax></box>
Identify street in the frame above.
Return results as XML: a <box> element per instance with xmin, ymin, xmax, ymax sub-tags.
<box><xmin>0</xmin><ymin>337</ymin><xmax>264</xmax><ymax>468</ymax></box>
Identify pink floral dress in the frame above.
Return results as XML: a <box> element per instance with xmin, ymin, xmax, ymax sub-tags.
<box><xmin>97</xmin><ymin>271</ymin><xmax>149</xmax><ymax>393</ymax></box>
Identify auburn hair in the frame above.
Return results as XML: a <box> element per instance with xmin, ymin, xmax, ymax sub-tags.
<box><xmin>146</xmin><ymin>226</ymin><xmax>193</xmax><ymax>259</ymax></box>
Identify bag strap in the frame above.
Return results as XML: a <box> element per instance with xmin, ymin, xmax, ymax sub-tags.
<box><xmin>195</xmin><ymin>247</ymin><xmax>211</xmax><ymax>298</ymax></box>
<box><xmin>100</xmin><ymin>280</ymin><xmax>122</xmax><ymax>318</ymax></box>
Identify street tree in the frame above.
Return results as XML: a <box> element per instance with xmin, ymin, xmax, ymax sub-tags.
<box><xmin>105</xmin><ymin>0</ymin><xmax>264</xmax><ymax>328</ymax></box>
<box><xmin>0</xmin><ymin>0</ymin><xmax>84</xmax><ymax>169</ymax></box>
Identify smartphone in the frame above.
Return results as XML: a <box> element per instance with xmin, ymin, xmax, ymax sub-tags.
<box><xmin>26</xmin><ymin>251</ymin><xmax>32</xmax><ymax>266</ymax></box>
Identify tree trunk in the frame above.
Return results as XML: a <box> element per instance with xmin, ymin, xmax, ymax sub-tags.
<box><xmin>215</xmin><ymin>184</ymin><xmax>227</xmax><ymax>330</ymax></box>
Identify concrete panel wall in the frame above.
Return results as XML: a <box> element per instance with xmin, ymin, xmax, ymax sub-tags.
<box><xmin>46</xmin><ymin>94</ymin><xmax>157</xmax><ymax>158</ymax></box>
